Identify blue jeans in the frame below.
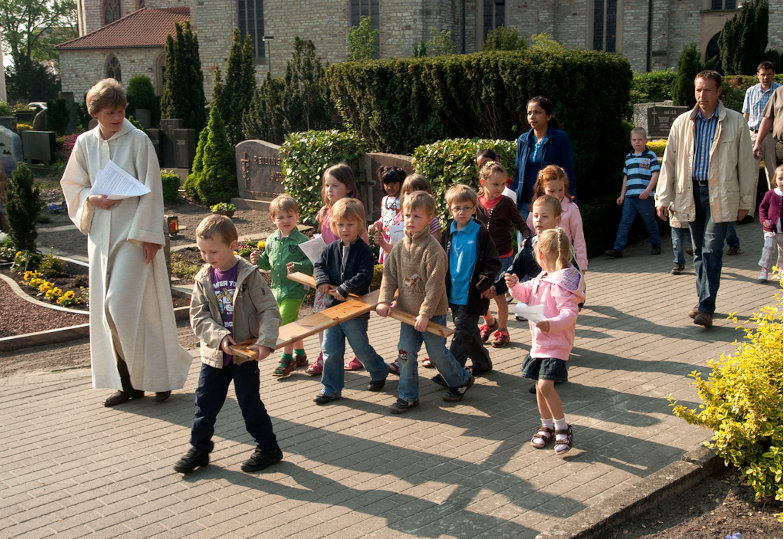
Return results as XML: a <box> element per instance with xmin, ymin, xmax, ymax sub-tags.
<box><xmin>725</xmin><ymin>223</ymin><xmax>740</xmax><ymax>249</ymax></box>
<box><xmin>320</xmin><ymin>317</ymin><xmax>387</xmax><ymax>397</ymax></box>
<box><xmin>613</xmin><ymin>196</ymin><xmax>661</xmax><ymax>251</ymax></box>
<box><xmin>690</xmin><ymin>184</ymin><xmax>729</xmax><ymax>314</ymax></box>
<box><xmin>397</xmin><ymin>314</ymin><xmax>470</xmax><ymax>402</ymax></box>
<box><xmin>191</xmin><ymin>362</ymin><xmax>276</xmax><ymax>453</ymax></box>
<box><xmin>671</xmin><ymin>226</ymin><xmax>690</xmax><ymax>266</ymax></box>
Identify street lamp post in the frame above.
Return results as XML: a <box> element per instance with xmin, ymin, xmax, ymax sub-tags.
<box><xmin>0</xmin><ymin>24</ymin><xmax>6</xmax><ymax>103</ymax></box>
<box><xmin>262</xmin><ymin>35</ymin><xmax>274</xmax><ymax>75</ymax></box>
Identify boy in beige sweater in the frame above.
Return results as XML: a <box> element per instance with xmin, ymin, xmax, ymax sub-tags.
<box><xmin>376</xmin><ymin>191</ymin><xmax>474</xmax><ymax>414</ymax></box>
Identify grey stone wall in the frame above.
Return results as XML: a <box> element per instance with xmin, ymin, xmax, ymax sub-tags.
<box><xmin>59</xmin><ymin>48</ymin><xmax>163</xmax><ymax>101</ymax></box>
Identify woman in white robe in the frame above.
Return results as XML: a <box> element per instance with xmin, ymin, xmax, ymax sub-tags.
<box><xmin>60</xmin><ymin>78</ymin><xmax>191</xmax><ymax>406</ymax></box>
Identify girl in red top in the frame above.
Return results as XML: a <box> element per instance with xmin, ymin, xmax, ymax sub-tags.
<box><xmin>478</xmin><ymin>161</ymin><xmax>529</xmax><ymax>347</ymax></box>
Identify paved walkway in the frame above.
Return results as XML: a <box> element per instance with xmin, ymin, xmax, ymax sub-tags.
<box><xmin>1</xmin><ymin>222</ymin><xmax>778</xmax><ymax>537</ymax></box>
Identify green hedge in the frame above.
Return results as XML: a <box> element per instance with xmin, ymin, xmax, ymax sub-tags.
<box><xmin>722</xmin><ymin>74</ymin><xmax>784</xmax><ymax>113</ymax></box>
<box><xmin>324</xmin><ymin>49</ymin><xmax>632</xmax><ymax>201</ymax></box>
<box><xmin>161</xmin><ymin>171</ymin><xmax>180</xmax><ymax>203</ymax></box>
<box><xmin>280</xmin><ymin>130</ymin><xmax>369</xmax><ymax>225</ymax></box>
<box><xmin>412</xmin><ymin>138</ymin><xmax>516</xmax><ymax>223</ymax></box>
<box><xmin>631</xmin><ymin>71</ymin><xmax>677</xmax><ymax>103</ymax></box>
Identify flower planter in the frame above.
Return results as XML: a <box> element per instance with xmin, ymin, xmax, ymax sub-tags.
<box><xmin>212</xmin><ymin>210</ymin><xmax>235</xmax><ymax>218</ymax></box>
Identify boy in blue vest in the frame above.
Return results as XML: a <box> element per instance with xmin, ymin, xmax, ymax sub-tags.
<box><xmin>606</xmin><ymin>127</ymin><xmax>662</xmax><ymax>258</ymax></box>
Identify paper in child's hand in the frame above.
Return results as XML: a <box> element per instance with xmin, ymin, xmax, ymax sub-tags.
<box><xmin>513</xmin><ymin>302</ymin><xmax>545</xmax><ymax>323</ymax></box>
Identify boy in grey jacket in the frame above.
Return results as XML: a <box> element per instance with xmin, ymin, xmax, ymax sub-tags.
<box><xmin>174</xmin><ymin>214</ymin><xmax>282</xmax><ymax>474</ymax></box>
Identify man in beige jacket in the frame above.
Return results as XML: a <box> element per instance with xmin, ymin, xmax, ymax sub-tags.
<box><xmin>656</xmin><ymin>70</ymin><xmax>756</xmax><ymax>328</ymax></box>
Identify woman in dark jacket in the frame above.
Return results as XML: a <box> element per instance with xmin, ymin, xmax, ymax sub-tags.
<box><xmin>512</xmin><ymin>96</ymin><xmax>577</xmax><ymax>222</ymax></box>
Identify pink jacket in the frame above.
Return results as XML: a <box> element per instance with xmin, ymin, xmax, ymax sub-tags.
<box><xmin>527</xmin><ymin>198</ymin><xmax>588</xmax><ymax>270</ymax></box>
<box><xmin>509</xmin><ymin>267</ymin><xmax>585</xmax><ymax>361</ymax></box>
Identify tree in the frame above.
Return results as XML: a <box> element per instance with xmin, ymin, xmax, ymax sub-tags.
<box><xmin>529</xmin><ymin>33</ymin><xmax>566</xmax><ymax>54</ymax></box>
<box><xmin>284</xmin><ymin>37</ymin><xmax>331</xmax><ymax>132</ymax></box>
<box><xmin>481</xmin><ymin>26</ymin><xmax>527</xmax><ymax>51</ymax></box>
<box><xmin>7</xmin><ymin>163</ymin><xmax>41</xmax><ymax>252</ymax></box>
<box><xmin>242</xmin><ymin>73</ymin><xmax>286</xmax><ymax>143</ymax></box>
<box><xmin>0</xmin><ymin>0</ymin><xmax>76</xmax><ymax>66</ymax></box>
<box><xmin>718</xmin><ymin>0</ymin><xmax>769</xmax><ymax>75</ymax></box>
<box><xmin>672</xmin><ymin>43</ymin><xmax>702</xmax><ymax>107</ymax></box>
<box><xmin>191</xmin><ymin>105</ymin><xmax>237</xmax><ymax>206</ymax></box>
<box><xmin>348</xmin><ymin>16</ymin><xmax>378</xmax><ymax>60</ymax></box>
<box><xmin>160</xmin><ymin>22</ymin><xmax>206</xmax><ymax>131</ymax></box>
<box><xmin>212</xmin><ymin>28</ymin><xmax>256</xmax><ymax>145</ymax></box>
<box><xmin>426</xmin><ymin>28</ymin><xmax>456</xmax><ymax>56</ymax></box>
<box><xmin>4</xmin><ymin>57</ymin><xmax>59</xmax><ymax>103</ymax></box>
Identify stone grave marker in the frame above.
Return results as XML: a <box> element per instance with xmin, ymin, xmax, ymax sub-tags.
<box><xmin>235</xmin><ymin>140</ymin><xmax>286</xmax><ymax>198</ymax></box>
<box><xmin>22</xmin><ymin>131</ymin><xmax>56</xmax><ymax>164</ymax></box>
<box><xmin>0</xmin><ymin>125</ymin><xmax>23</xmax><ymax>162</ymax></box>
<box><xmin>0</xmin><ymin>117</ymin><xmax>18</xmax><ymax>132</ymax></box>
<box><xmin>633</xmin><ymin>103</ymin><xmax>689</xmax><ymax>139</ymax></box>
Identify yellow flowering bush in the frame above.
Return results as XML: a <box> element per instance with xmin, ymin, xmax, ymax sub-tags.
<box><xmin>646</xmin><ymin>139</ymin><xmax>667</xmax><ymax>157</ymax></box>
<box><xmin>56</xmin><ymin>290</ymin><xmax>77</xmax><ymax>306</ymax></box>
<box><xmin>670</xmin><ymin>281</ymin><xmax>783</xmax><ymax>502</ymax></box>
<box><xmin>23</xmin><ymin>270</ymin><xmax>41</xmax><ymax>282</ymax></box>
<box><xmin>45</xmin><ymin>287</ymin><xmax>62</xmax><ymax>302</ymax></box>
<box><xmin>257</xmin><ymin>240</ymin><xmax>266</xmax><ymax>249</ymax></box>
<box><xmin>38</xmin><ymin>281</ymin><xmax>53</xmax><ymax>294</ymax></box>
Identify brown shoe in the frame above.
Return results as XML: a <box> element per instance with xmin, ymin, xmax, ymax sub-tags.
<box><xmin>727</xmin><ymin>246</ymin><xmax>740</xmax><ymax>255</ymax></box>
<box><xmin>155</xmin><ymin>391</ymin><xmax>171</xmax><ymax>403</ymax></box>
<box><xmin>688</xmin><ymin>305</ymin><xmax>699</xmax><ymax>319</ymax></box>
<box><xmin>693</xmin><ymin>312</ymin><xmax>713</xmax><ymax>328</ymax></box>
<box><xmin>103</xmin><ymin>389</ymin><xmax>144</xmax><ymax>407</ymax></box>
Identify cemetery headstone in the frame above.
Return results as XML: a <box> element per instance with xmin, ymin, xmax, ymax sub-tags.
<box><xmin>32</xmin><ymin>109</ymin><xmax>47</xmax><ymax>131</ymax></box>
<box><xmin>633</xmin><ymin>103</ymin><xmax>689</xmax><ymax>139</ymax></box>
<box><xmin>0</xmin><ymin>125</ymin><xmax>23</xmax><ymax>162</ymax></box>
<box><xmin>0</xmin><ymin>117</ymin><xmax>18</xmax><ymax>132</ymax></box>
<box><xmin>171</xmin><ymin>128</ymin><xmax>196</xmax><ymax>169</ymax></box>
<box><xmin>22</xmin><ymin>131</ymin><xmax>56</xmax><ymax>164</ymax></box>
<box><xmin>235</xmin><ymin>140</ymin><xmax>286</xmax><ymax>199</ymax></box>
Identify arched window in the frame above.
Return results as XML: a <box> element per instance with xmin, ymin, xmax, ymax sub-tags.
<box><xmin>238</xmin><ymin>0</ymin><xmax>265</xmax><ymax>60</ymax></box>
<box><xmin>593</xmin><ymin>0</ymin><xmax>617</xmax><ymax>53</ymax></box>
<box><xmin>705</xmin><ymin>32</ymin><xmax>722</xmax><ymax>68</ymax></box>
<box><xmin>103</xmin><ymin>0</ymin><xmax>121</xmax><ymax>24</ymax></box>
<box><xmin>106</xmin><ymin>55</ymin><xmax>122</xmax><ymax>81</ymax></box>
<box><xmin>154</xmin><ymin>52</ymin><xmax>166</xmax><ymax>94</ymax></box>
<box><xmin>482</xmin><ymin>0</ymin><xmax>505</xmax><ymax>40</ymax></box>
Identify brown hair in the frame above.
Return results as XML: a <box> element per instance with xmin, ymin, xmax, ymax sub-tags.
<box><xmin>531</xmin><ymin>194</ymin><xmax>562</xmax><ymax>218</ymax></box>
<box><xmin>329</xmin><ymin>197</ymin><xmax>366</xmax><ymax>235</ymax></box>
<box><xmin>399</xmin><ymin>173</ymin><xmax>431</xmax><ymax>212</ymax></box>
<box><xmin>321</xmin><ymin>163</ymin><xmax>360</xmax><ymax>207</ymax></box>
<box><xmin>86</xmin><ymin>78</ymin><xmax>127</xmax><ymax>115</ymax></box>
<box><xmin>269</xmin><ymin>193</ymin><xmax>299</xmax><ymax>218</ymax></box>
<box><xmin>195</xmin><ymin>213</ymin><xmax>238</xmax><ymax>246</ymax></box>
<box><xmin>478</xmin><ymin>161</ymin><xmax>508</xmax><ymax>198</ymax></box>
<box><xmin>402</xmin><ymin>190</ymin><xmax>436</xmax><ymax>217</ymax></box>
<box><xmin>537</xmin><ymin>228</ymin><xmax>572</xmax><ymax>272</ymax></box>
<box><xmin>445</xmin><ymin>184</ymin><xmax>478</xmax><ymax>208</ymax></box>
<box><xmin>531</xmin><ymin>164</ymin><xmax>573</xmax><ymax>206</ymax></box>
<box><xmin>695</xmin><ymin>70</ymin><xmax>722</xmax><ymax>89</ymax></box>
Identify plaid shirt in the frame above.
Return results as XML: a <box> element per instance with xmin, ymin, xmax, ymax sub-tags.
<box><xmin>742</xmin><ymin>82</ymin><xmax>781</xmax><ymax>130</ymax></box>
<box><xmin>693</xmin><ymin>108</ymin><xmax>718</xmax><ymax>182</ymax></box>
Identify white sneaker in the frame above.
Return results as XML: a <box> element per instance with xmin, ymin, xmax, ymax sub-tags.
<box><xmin>758</xmin><ymin>268</ymin><xmax>769</xmax><ymax>282</ymax></box>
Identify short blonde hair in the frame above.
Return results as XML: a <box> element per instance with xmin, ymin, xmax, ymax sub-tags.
<box><xmin>630</xmin><ymin>127</ymin><xmax>647</xmax><ymax>139</ymax></box>
<box><xmin>195</xmin><ymin>214</ymin><xmax>238</xmax><ymax>246</ymax></box>
<box><xmin>531</xmin><ymin>194</ymin><xmax>562</xmax><ymax>218</ymax></box>
<box><xmin>329</xmin><ymin>197</ymin><xmax>366</xmax><ymax>234</ymax></box>
<box><xmin>445</xmin><ymin>184</ymin><xmax>478</xmax><ymax>208</ymax></box>
<box><xmin>85</xmin><ymin>78</ymin><xmax>127</xmax><ymax>116</ymax></box>
<box><xmin>269</xmin><ymin>194</ymin><xmax>299</xmax><ymax>218</ymax></box>
<box><xmin>402</xmin><ymin>190</ymin><xmax>436</xmax><ymax>217</ymax></box>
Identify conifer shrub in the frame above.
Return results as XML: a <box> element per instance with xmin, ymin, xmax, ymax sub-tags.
<box><xmin>671</xmin><ymin>284</ymin><xmax>783</xmax><ymax>503</ymax></box>
<box><xmin>7</xmin><ymin>163</ymin><xmax>41</xmax><ymax>252</ymax></box>
<box><xmin>185</xmin><ymin>126</ymin><xmax>209</xmax><ymax>199</ymax></box>
<box><xmin>280</xmin><ymin>130</ymin><xmax>368</xmax><ymax>225</ymax></box>
<box><xmin>160</xmin><ymin>170</ymin><xmax>180</xmax><ymax>203</ymax></box>
<box><xmin>189</xmin><ymin>107</ymin><xmax>237</xmax><ymax>206</ymax></box>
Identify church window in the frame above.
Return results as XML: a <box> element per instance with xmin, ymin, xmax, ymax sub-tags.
<box><xmin>593</xmin><ymin>0</ymin><xmax>617</xmax><ymax>53</ymax></box>
<box><xmin>106</xmin><ymin>55</ymin><xmax>122</xmax><ymax>82</ymax></box>
<box><xmin>711</xmin><ymin>0</ymin><xmax>736</xmax><ymax>9</ymax></box>
<box><xmin>482</xmin><ymin>0</ymin><xmax>505</xmax><ymax>39</ymax></box>
<box><xmin>103</xmin><ymin>0</ymin><xmax>121</xmax><ymax>24</ymax></box>
<box><xmin>351</xmin><ymin>0</ymin><xmax>379</xmax><ymax>28</ymax></box>
<box><xmin>238</xmin><ymin>0</ymin><xmax>265</xmax><ymax>60</ymax></box>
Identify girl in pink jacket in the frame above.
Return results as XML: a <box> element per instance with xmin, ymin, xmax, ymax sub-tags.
<box><xmin>526</xmin><ymin>165</ymin><xmax>588</xmax><ymax>271</ymax></box>
<box><xmin>505</xmin><ymin>228</ymin><xmax>585</xmax><ymax>456</ymax></box>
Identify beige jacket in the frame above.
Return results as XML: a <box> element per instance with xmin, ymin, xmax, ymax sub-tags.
<box><xmin>378</xmin><ymin>227</ymin><xmax>449</xmax><ymax>319</ymax></box>
<box><xmin>656</xmin><ymin>103</ymin><xmax>756</xmax><ymax>223</ymax></box>
<box><xmin>190</xmin><ymin>257</ymin><xmax>280</xmax><ymax>368</ymax></box>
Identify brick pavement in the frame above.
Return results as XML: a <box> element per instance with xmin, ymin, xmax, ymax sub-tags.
<box><xmin>0</xmin><ymin>222</ymin><xmax>778</xmax><ymax>537</ymax></box>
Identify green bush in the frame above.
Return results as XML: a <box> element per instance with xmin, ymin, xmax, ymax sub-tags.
<box><xmin>577</xmin><ymin>195</ymin><xmax>623</xmax><ymax>257</ymax></box>
<box><xmin>671</xmin><ymin>286</ymin><xmax>783</xmax><ymax>502</ymax></box>
<box><xmin>45</xmin><ymin>98</ymin><xmax>70</xmax><ymax>136</ymax></box>
<box><xmin>721</xmin><ymin>74</ymin><xmax>784</xmax><ymax>113</ymax></box>
<box><xmin>0</xmin><ymin>100</ymin><xmax>12</xmax><ymax>116</ymax></box>
<box><xmin>324</xmin><ymin>49</ymin><xmax>631</xmax><ymax>201</ymax></box>
<box><xmin>631</xmin><ymin>71</ymin><xmax>677</xmax><ymax>103</ymax></box>
<box><xmin>672</xmin><ymin>44</ymin><xmax>702</xmax><ymax>107</ymax></box>
<box><xmin>189</xmin><ymin>106</ymin><xmax>237</xmax><ymax>206</ymax></box>
<box><xmin>39</xmin><ymin>247</ymin><xmax>65</xmax><ymax>278</ymax></box>
<box><xmin>161</xmin><ymin>170</ymin><xmax>180</xmax><ymax>203</ymax></box>
<box><xmin>411</xmin><ymin>138</ymin><xmax>516</xmax><ymax>223</ymax></box>
<box><xmin>280</xmin><ymin>130</ymin><xmax>369</xmax><ymax>225</ymax></box>
<box><xmin>7</xmin><ymin>163</ymin><xmax>41</xmax><ymax>252</ymax></box>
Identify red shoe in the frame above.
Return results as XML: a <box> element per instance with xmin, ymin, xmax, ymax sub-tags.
<box><xmin>344</xmin><ymin>356</ymin><xmax>363</xmax><ymax>371</ymax></box>
<box><xmin>491</xmin><ymin>329</ymin><xmax>510</xmax><ymax>348</ymax></box>
<box><xmin>293</xmin><ymin>353</ymin><xmax>308</xmax><ymax>368</ymax></box>
<box><xmin>305</xmin><ymin>353</ymin><xmax>323</xmax><ymax>376</ymax></box>
<box><xmin>479</xmin><ymin>320</ymin><xmax>498</xmax><ymax>342</ymax></box>
<box><xmin>388</xmin><ymin>359</ymin><xmax>400</xmax><ymax>375</ymax></box>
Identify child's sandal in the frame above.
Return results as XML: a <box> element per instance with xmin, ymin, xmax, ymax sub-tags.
<box><xmin>479</xmin><ymin>320</ymin><xmax>499</xmax><ymax>342</ymax></box>
<box><xmin>554</xmin><ymin>425</ymin><xmax>573</xmax><ymax>455</ymax></box>
<box><xmin>530</xmin><ymin>426</ymin><xmax>554</xmax><ymax>449</ymax></box>
<box><xmin>491</xmin><ymin>329</ymin><xmax>510</xmax><ymax>348</ymax></box>
<box><xmin>272</xmin><ymin>359</ymin><xmax>295</xmax><ymax>378</ymax></box>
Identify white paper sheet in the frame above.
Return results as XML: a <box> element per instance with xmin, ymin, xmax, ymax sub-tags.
<box><xmin>502</xmin><ymin>187</ymin><xmax>517</xmax><ymax>204</ymax></box>
<box><xmin>513</xmin><ymin>302</ymin><xmax>546</xmax><ymax>323</ymax></box>
<box><xmin>90</xmin><ymin>160</ymin><xmax>151</xmax><ymax>200</ymax></box>
<box><xmin>298</xmin><ymin>236</ymin><xmax>328</xmax><ymax>265</ymax></box>
<box><xmin>388</xmin><ymin>223</ymin><xmax>405</xmax><ymax>245</ymax></box>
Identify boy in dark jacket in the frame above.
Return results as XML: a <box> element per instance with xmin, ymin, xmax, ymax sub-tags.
<box><xmin>312</xmin><ymin>198</ymin><xmax>388</xmax><ymax>404</ymax></box>
<box><xmin>441</xmin><ymin>185</ymin><xmax>501</xmax><ymax>376</ymax></box>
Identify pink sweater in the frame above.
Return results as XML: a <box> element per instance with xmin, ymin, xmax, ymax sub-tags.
<box><xmin>527</xmin><ymin>198</ymin><xmax>588</xmax><ymax>270</ymax></box>
<box><xmin>509</xmin><ymin>267</ymin><xmax>585</xmax><ymax>361</ymax></box>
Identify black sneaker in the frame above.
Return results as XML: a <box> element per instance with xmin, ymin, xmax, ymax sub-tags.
<box><xmin>241</xmin><ymin>444</ymin><xmax>283</xmax><ymax>473</ymax></box>
<box><xmin>671</xmin><ymin>264</ymin><xmax>685</xmax><ymax>275</ymax></box>
<box><xmin>605</xmin><ymin>249</ymin><xmax>623</xmax><ymax>258</ymax></box>
<box><xmin>430</xmin><ymin>374</ymin><xmax>447</xmax><ymax>387</ymax></box>
<box><xmin>173</xmin><ymin>447</ymin><xmax>209</xmax><ymax>473</ymax></box>
<box><xmin>650</xmin><ymin>246</ymin><xmax>662</xmax><ymax>255</ymax></box>
<box><xmin>314</xmin><ymin>393</ymin><xmax>341</xmax><ymax>405</ymax></box>
<box><xmin>389</xmin><ymin>398</ymin><xmax>419</xmax><ymax>414</ymax></box>
<box><xmin>368</xmin><ymin>377</ymin><xmax>387</xmax><ymax>391</ymax></box>
<box><xmin>443</xmin><ymin>374</ymin><xmax>475</xmax><ymax>402</ymax></box>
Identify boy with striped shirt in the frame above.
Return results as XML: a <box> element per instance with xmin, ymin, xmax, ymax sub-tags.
<box><xmin>606</xmin><ymin>127</ymin><xmax>662</xmax><ymax>258</ymax></box>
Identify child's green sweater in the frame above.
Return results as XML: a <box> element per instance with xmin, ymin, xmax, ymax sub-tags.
<box><xmin>256</xmin><ymin>229</ymin><xmax>313</xmax><ymax>302</ymax></box>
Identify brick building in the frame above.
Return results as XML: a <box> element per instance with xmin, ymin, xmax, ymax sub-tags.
<box><xmin>58</xmin><ymin>0</ymin><xmax>783</xmax><ymax>102</ymax></box>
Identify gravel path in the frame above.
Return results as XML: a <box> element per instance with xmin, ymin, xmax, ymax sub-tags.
<box><xmin>0</xmin><ymin>279</ymin><xmax>88</xmax><ymax>337</ymax></box>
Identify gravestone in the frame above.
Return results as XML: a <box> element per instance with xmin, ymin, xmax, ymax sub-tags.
<box><xmin>135</xmin><ymin>109</ymin><xmax>152</xmax><ymax>128</ymax></box>
<box><xmin>32</xmin><ymin>109</ymin><xmax>47</xmax><ymax>131</ymax></box>
<box><xmin>58</xmin><ymin>92</ymin><xmax>79</xmax><ymax>135</ymax></box>
<box><xmin>0</xmin><ymin>117</ymin><xmax>18</xmax><ymax>132</ymax></box>
<box><xmin>0</xmin><ymin>125</ymin><xmax>23</xmax><ymax>163</ymax></box>
<box><xmin>235</xmin><ymin>140</ymin><xmax>286</xmax><ymax>199</ymax></box>
<box><xmin>633</xmin><ymin>102</ymin><xmax>689</xmax><ymax>139</ymax></box>
<box><xmin>22</xmin><ymin>131</ymin><xmax>56</xmax><ymax>164</ymax></box>
<box><xmin>159</xmin><ymin>119</ymin><xmax>195</xmax><ymax>169</ymax></box>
